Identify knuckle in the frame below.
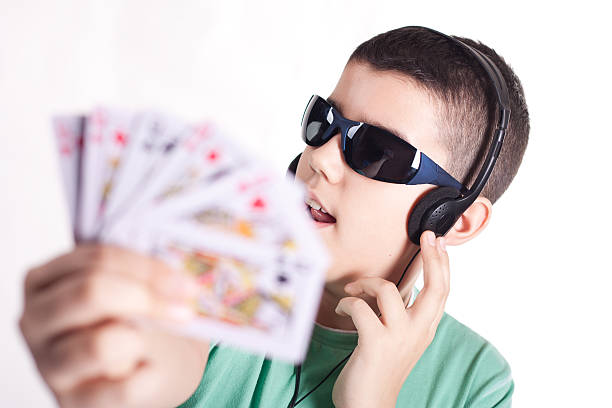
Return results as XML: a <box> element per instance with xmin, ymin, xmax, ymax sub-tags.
<box><xmin>23</xmin><ymin>267</ymin><xmax>38</xmax><ymax>291</ymax></box>
<box><xmin>24</xmin><ymin>264</ymin><xmax>47</xmax><ymax>294</ymax></box>
<box><xmin>88</xmin><ymin>245</ymin><xmax>115</xmax><ymax>270</ymax></box>
<box><xmin>351</xmin><ymin>297</ymin><xmax>370</xmax><ymax>312</ymax></box>
<box><xmin>17</xmin><ymin>315</ymin><xmax>42</xmax><ymax>352</ymax></box>
<box><xmin>90</xmin><ymin>325</ymin><xmax>141</xmax><ymax>370</ymax></box>
<box><xmin>44</xmin><ymin>371</ymin><xmax>62</xmax><ymax>391</ymax></box>
<box><xmin>17</xmin><ymin>315</ymin><xmax>35</xmax><ymax>347</ymax></box>
<box><xmin>42</xmin><ymin>352</ymin><xmax>77</xmax><ymax>393</ymax></box>
<box><xmin>45</xmin><ymin>369</ymin><xmax>70</xmax><ymax>393</ymax></box>
<box><xmin>379</xmin><ymin>279</ymin><xmax>397</xmax><ymax>294</ymax></box>
<box><xmin>77</xmin><ymin>272</ymin><xmax>107</xmax><ymax>308</ymax></box>
<box><xmin>88</xmin><ymin>328</ymin><xmax>115</xmax><ymax>364</ymax></box>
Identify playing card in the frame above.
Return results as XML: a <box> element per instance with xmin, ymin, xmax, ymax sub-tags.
<box><xmin>51</xmin><ymin>115</ymin><xmax>85</xmax><ymax>231</ymax></box>
<box><xmin>147</xmin><ymin>122</ymin><xmax>251</xmax><ymax>204</ymax></box>
<box><xmin>76</xmin><ymin>108</ymin><xmax>109</xmax><ymax>241</ymax></box>
<box><xmin>102</xmin><ymin>121</ymin><xmax>250</xmax><ymax>232</ymax></box>
<box><xmin>100</xmin><ymin>110</ymin><xmax>189</xmax><ymax>231</ymax></box>
<box><xmin>52</xmin><ymin>106</ymin><xmax>329</xmax><ymax>364</ymax></box>
<box><xmin>76</xmin><ymin>107</ymin><xmax>140</xmax><ymax>241</ymax></box>
<box><xmin>104</xmin><ymin>200</ymin><xmax>327</xmax><ymax>363</ymax></box>
<box><xmin>95</xmin><ymin>109</ymin><xmax>140</xmax><ymax>225</ymax></box>
<box><xmin>139</xmin><ymin>164</ymin><xmax>290</xmax><ymax>244</ymax></box>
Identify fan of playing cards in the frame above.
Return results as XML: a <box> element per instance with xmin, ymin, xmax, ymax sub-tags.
<box><xmin>52</xmin><ymin>106</ymin><xmax>329</xmax><ymax>363</ymax></box>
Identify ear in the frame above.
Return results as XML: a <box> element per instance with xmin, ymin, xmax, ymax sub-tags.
<box><xmin>445</xmin><ymin>196</ymin><xmax>492</xmax><ymax>246</ymax></box>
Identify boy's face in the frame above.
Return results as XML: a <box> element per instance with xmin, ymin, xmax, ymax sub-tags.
<box><xmin>296</xmin><ymin>62</ymin><xmax>448</xmax><ymax>290</ymax></box>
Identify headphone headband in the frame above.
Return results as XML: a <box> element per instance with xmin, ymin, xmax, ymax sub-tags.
<box><xmin>409</xmin><ymin>26</ymin><xmax>511</xmax><ymax>213</ymax></box>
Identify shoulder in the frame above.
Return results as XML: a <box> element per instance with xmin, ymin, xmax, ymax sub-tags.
<box><xmin>436</xmin><ymin>312</ymin><xmax>512</xmax><ymax>373</ymax></box>
<box><xmin>409</xmin><ymin>312</ymin><xmax>514</xmax><ymax>407</ymax></box>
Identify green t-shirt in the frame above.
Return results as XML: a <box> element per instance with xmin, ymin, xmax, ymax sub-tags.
<box><xmin>178</xmin><ymin>288</ymin><xmax>513</xmax><ymax>407</ymax></box>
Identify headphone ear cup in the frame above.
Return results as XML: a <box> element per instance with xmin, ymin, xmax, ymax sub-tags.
<box><xmin>287</xmin><ymin>153</ymin><xmax>302</xmax><ymax>179</ymax></box>
<box><xmin>407</xmin><ymin>186</ymin><xmax>462</xmax><ymax>245</ymax></box>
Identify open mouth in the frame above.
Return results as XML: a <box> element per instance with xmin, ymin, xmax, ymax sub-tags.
<box><xmin>305</xmin><ymin>198</ymin><xmax>336</xmax><ymax>224</ymax></box>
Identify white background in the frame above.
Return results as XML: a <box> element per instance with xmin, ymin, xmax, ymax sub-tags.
<box><xmin>1</xmin><ymin>1</ymin><xmax>610</xmax><ymax>406</ymax></box>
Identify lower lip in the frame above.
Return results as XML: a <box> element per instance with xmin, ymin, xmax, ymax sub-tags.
<box><xmin>313</xmin><ymin>219</ymin><xmax>335</xmax><ymax>229</ymax></box>
<box><xmin>306</xmin><ymin>205</ymin><xmax>336</xmax><ymax>228</ymax></box>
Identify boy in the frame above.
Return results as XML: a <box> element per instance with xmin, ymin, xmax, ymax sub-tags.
<box><xmin>19</xmin><ymin>26</ymin><xmax>529</xmax><ymax>407</ymax></box>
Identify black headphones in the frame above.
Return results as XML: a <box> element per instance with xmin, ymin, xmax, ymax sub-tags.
<box><xmin>287</xmin><ymin>27</ymin><xmax>511</xmax><ymax>246</ymax></box>
<box><xmin>284</xmin><ymin>27</ymin><xmax>511</xmax><ymax>407</ymax></box>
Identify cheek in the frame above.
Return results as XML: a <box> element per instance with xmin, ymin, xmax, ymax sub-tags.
<box><xmin>338</xmin><ymin>191</ymin><xmax>411</xmax><ymax>258</ymax></box>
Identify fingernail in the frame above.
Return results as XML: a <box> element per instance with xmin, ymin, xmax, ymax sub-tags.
<box><xmin>426</xmin><ymin>231</ymin><xmax>436</xmax><ymax>247</ymax></box>
<box><xmin>167</xmin><ymin>304</ymin><xmax>196</xmax><ymax>322</ymax></box>
<box><xmin>439</xmin><ymin>237</ymin><xmax>447</xmax><ymax>252</ymax></box>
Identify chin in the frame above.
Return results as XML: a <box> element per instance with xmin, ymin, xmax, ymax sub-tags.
<box><xmin>321</xmin><ymin>259</ymin><xmax>343</xmax><ymax>284</ymax></box>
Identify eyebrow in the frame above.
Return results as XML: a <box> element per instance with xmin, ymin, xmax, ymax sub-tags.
<box><xmin>327</xmin><ymin>97</ymin><xmax>410</xmax><ymax>143</ymax></box>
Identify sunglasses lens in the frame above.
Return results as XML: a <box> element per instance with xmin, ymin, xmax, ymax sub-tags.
<box><xmin>301</xmin><ymin>96</ymin><xmax>332</xmax><ymax>146</ymax></box>
<box><xmin>346</xmin><ymin>125</ymin><xmax>418</xmax><ymax>183</ymax></box>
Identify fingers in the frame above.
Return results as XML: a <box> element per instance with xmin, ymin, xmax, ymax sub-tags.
<box><xmin>53</xmin><ymin>330</ymin><xmax>207</xmax><ymax>408</ymax></box>
<box><xmin>39</xmin><ymin>321</ymin><xmax>145</xmax><ymax>393</ymax></box>
<box><xmin>57</xmin><ymin>361</ymin><xmax>161</xmax><ymax>408</ymax></box>
<box><xmin>409</xmin><ymin>230</ymin><xmax>450</xmax><ymax>332</ymax></box>
<box><xmin>21</xmin><ymin>269</ymin><xmax>196</xmax><ymax>348</ymax></box>
<box><xmin>343</xmin><ymin>277</ymin><xmax>406</xmax><ymax>327</ymax></box>
<box><xmin>25</xmin><ymin>245</ymin><xmax>100</xmax><ymax>295</ymax></box>
<box><xmin>19</xmin><ymin>244</ymin><xmax>209</xmax><ymax>408</ymax></box>
<box><xmin>334</xmin><ymin>230</ymin><xmax>449</xmax><ymax>342</ymax></box>
<box><xmin>79</xmin><ymin>245</ymin><xmax>197</xmax><ymax>299</ymax></box>
<box><xmin>335</xmin><ymin>296</ymin><xmax>383</xmax><ymax>334</ymax></box>
<box><xmin>25</xmin><ymin>244</ymin><xmax>196</xmax><ymax>300</ymax></box>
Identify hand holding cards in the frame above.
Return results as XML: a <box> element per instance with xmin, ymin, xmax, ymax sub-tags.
<box><xmin>52</xmin><ymin>107</ymin><xmax>329</xmax><ymax>363</ymax></box>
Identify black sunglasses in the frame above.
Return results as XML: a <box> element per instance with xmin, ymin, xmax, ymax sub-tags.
<box><xmin>300</xmin><ymin>95</ymin><xmax>467</xmax><ymax>192</ymax></box>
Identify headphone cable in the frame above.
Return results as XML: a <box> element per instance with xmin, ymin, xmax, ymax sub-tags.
<box><xmin>286</xmin><ymin>247</ymin><xmax>421</xmax><ymax>407</ymax></box>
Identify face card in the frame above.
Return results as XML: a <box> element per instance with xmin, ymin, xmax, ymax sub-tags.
<box><xmin>102</xmin><ymin>209</ymin><xmax>328</xmax><ymax>363</ymax></box>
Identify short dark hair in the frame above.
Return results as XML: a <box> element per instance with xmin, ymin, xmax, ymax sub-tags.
<box><xmin>348</xmin><ymin>26</ymin><xmax>530</xmax><ymax>204</ymax></box>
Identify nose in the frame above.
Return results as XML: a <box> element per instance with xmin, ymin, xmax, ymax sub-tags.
<box><xmin>308</xmin><ymin>131</ymin><xmax>345</xmax><ymax>184</ymax></box>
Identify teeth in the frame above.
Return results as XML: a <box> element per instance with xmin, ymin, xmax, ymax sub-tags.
<box><xmin>306</xmin><ymin>197</ymin><xmax>327</xmax><ymax>213</ymax></box>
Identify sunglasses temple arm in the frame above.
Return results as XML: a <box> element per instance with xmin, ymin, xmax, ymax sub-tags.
<box><xmin>409</xmin><ymin>153</ymin><xmax>468</xmax><ymax>195</ymax></box>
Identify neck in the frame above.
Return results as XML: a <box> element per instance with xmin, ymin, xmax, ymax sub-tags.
<box><xmin>314</xmin><ymin>247</ymin><xmax>423</xmax><ymax>331</ymax></box>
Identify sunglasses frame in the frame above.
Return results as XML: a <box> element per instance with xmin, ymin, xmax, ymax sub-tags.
<box><xmin>301</xmin><ymin>94</ymin><xmax>468</xmax><ymax>194</ymax></box>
